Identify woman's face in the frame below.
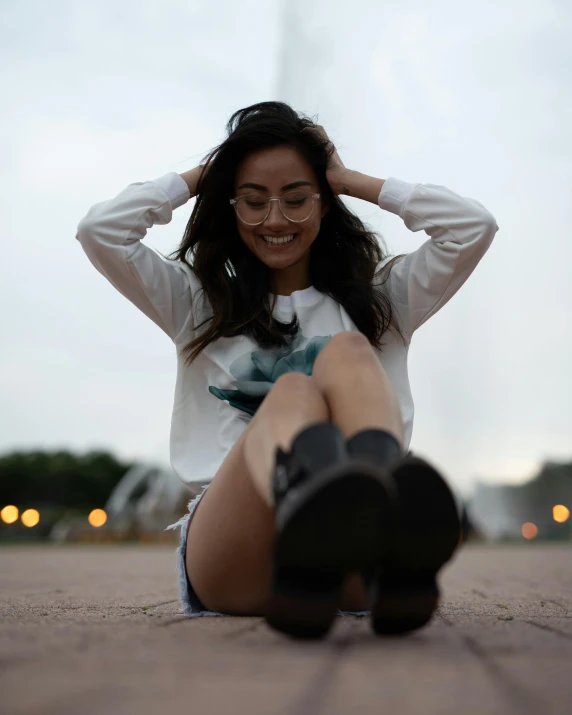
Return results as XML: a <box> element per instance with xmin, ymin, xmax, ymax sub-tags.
<box><xmin>233</xmin><ymin>145</ymin><xmax>328</xmax><ymax>292</ymax></box>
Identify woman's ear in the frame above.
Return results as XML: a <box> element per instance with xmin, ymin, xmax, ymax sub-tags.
<box><xmin>320</xmin><ymin>200</ymin><xmax>330</xmax><ymax>218</ymax></box>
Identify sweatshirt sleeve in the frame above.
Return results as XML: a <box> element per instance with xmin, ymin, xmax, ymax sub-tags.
<box><xmin>75</xmin><ymin>172</ymin><xmax>200</xmax><ymax>342</ymax></box>
<box><xmin>374</xmin><ymin>177</ymin><xmax>499</xmax><ymax>342</ymax></box>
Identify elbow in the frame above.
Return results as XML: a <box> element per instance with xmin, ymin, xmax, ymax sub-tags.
<box><xmin>482</xmin><ymin>210</ymin><xmax>499</xmax><ymax>237</ymax></box>
<box><xmin>478</xmin><ymin>201</ymin><xmax>499</xmax><ymax>231</ymax></box>
<box><xmin>75</xmin><ymin>217</ymin><xmax>91</xmax><ymax>243</ymax></box>
<box><xmin>478</xmin><ymin>212</ymin><xmax>499</xmax><ymax>255</ymax></box>
<box><xmin>76</xmin><ymin>215</ymin><xmax>102</xmax><ymax>246</ymax></box>
<box><xmin>75</xmin><ymin>218</ymin><xmax>94</xmax><ymax>245</ymax></box>
<box><xmin>76</xmin><ymin>201</ymin><xmax>106</xmax><ymax>243</ymax></box>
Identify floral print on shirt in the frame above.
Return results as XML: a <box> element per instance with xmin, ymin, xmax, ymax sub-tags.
<box><xmin>208</xmin><ymin>332</ymin><xmax>332</xmax><ymax>419</ymax></box>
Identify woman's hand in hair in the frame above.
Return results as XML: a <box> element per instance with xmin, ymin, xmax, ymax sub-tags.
<box><xmin>303</xmin><ymin>124</ymin><xmax>349</xmax><ymax>196</ymax></box>
<box><xmin>179</xmin><ymin>163</ymin><xmax>210</xmax><ymax>198</ymax></box>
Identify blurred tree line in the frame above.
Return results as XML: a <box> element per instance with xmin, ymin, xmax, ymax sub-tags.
<box><xmin>0</xmin><ymin>449</ymin><xmax>133</xmax><ymax>510</ymax></box>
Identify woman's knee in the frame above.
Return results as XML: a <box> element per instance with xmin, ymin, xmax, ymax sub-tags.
<box><xmin>315</xmin><ymin>332</ymin><xmax>372</xmax><ymax>369</ymax></box>
<box><xmin>272</xmin><ymin>370</ymin><xmax>314</xmax><ymax>394</ymax></box>
<box><xmin>262</xmin><ymin>371</ymin><xmax>325</xmax><ymax>414</ymax></box>
<box><xmin>325</xmin><ymin>330</ymin><xmax>372</xmax><ymax>356</ymax></box>
<box><xmin>313</xmin><ymin>332</ymin><xmax>375</xmax><ymax>386</ymax></box>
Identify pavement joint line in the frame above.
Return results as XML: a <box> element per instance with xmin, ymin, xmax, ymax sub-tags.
<box><xmin>438</xmin><ymin>612</ymin><xmax>545</xmax><ymax>715</ymax></box>
<box><xmin>154</xmin><ymin>616</ymin><xmax>263</xmax><ymax>632</ymax></box>
<box><xmin>525</xmin><ymin>619</ymin><xmax>572</xmax><ymax>641</ymax></box>
<box><xmin>140</xmin><ymin>599</ymin><xmax>179</xmax><ymax>611</ymax></box>
<box><xmin>283</xmin><ymin>626</ymin><xmax>355</xmax><ymax>715</ymax></box>
<box><xmin>222</xmin><ymin>620</ymin><xmax>264</xmax><ymax>640</ymax></box>
<box><xmin>156</xmin><ymin>615</ymin><xmax>189</xmax><ymax>627</ymax></box>
<box><xmin>471</xmin><ymin>589</ymin><xmax>488</xmax><ymax>598</ymax></box>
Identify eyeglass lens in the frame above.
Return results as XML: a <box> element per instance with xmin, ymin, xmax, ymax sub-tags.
<box><xmin>235</xmin><ymin>191</ymin><xmax>315</xmax><ymax>223</ymax></box>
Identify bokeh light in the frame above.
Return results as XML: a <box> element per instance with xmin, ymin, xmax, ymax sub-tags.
<box><xmin>1</xmin><ymin>505</ymin><xmax>19</xmax><ymax>524</ymax></box>
<box><xmin>521</xmin><ymin>522</ymin><xmax>538</xmax><ymax>540</ymax></box>
<box><xmin>88</xmin><ymin>509</ymin><xmax>107</xmax><ymax>527</ymax></box>
<box><xmin>21</xmin><ymin>509</ymin><xmax>40</xmax><ymax>527</ymax></box>
<box><xmin>552</xmin><ymin>505</ymin><xmax>570</xmax><ymax>523</ymax></box>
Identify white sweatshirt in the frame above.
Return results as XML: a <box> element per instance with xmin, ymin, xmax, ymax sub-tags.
<box><xmin>76</xmin><ymin>173</ymin><xmax>498</xmax><ymax>488</ymax></box>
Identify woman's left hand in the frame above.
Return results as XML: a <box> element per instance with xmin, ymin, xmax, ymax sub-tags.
<box><xmin>303</xmin><ymin>125</ymin><xmax>350</xmax><ymax>196</ymax></box>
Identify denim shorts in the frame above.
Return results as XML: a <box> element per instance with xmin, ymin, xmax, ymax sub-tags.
<box><xmin>165</xmin><ymin>484</ymin><xmax>370</xmax><ymax>618</ymax></box>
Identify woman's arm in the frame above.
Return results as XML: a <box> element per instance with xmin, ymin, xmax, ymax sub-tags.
<box><xmin>303</xmin><ymin>125</ymin><xmax>385</xmax><ymax>203</ymax></box>
<box><xmin>304</xmin><ymin>124</ymin><xmax>499</xmax><ymax>340</ymax></box>
<box><xmin>179</xmin><ymin>165</ymin><xmax>205</xmax><ymax>198</ymax></box>
<box><xmin>373</xmin><ymin>177</ymin><xmax>499</xmax><ymax>340</ymax></box>
<box><xmin>337</xmin><ymin>170</ymin><xmax>386</xmax><ymax>204</ymax></box>
<box><xmin>76</xmin><ymin>173</ymin><xmax>200</xmax><ymax>342</ymax></box>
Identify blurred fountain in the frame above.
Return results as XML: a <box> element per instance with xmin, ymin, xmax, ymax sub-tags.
<box><xmin>50</xmin><ymin>463</ymin><xmax>192</xmax><ymax>543</ymax></box>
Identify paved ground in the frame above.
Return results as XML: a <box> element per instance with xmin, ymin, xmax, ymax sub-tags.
<box><xmin>1</xmin><ymin>543</ymin><xmax>571</xmax><ymax>715</ymax></box>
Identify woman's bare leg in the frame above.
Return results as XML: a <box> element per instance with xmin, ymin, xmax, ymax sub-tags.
<box><xmin>185</xmin><ymin>331</ymin><xmax>404</xmax><ymax>615</ymax></box>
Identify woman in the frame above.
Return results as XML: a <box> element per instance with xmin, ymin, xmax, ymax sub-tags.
<box><xmin>76</xmin><ymin>101</ymin><xmax>498</xmax><ymax>639</ymax></box>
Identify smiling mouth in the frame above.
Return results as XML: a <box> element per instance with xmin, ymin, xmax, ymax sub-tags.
<box><xmin>259</xmin><ymin>233</ymin><xmax>298</xmax><ymax>246</ymax></box>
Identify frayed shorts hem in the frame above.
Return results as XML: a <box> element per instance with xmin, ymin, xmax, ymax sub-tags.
<box><xmin>165</xmin><ymin>484</ymin><xmax>371</xmax><ymax>619</ymax></box>
<box><xmin>165</xmin><ymin>486</ymin><xmax>227</xmax><ymax>617</ymax></box>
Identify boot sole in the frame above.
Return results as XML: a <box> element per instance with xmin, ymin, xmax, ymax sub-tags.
<box><xmin>266</xmin><ymin>459</ymin><xmax>394</xmax><ymax>639</ymax></box>
<box><xmin>371</xmin><ymin>456</ymin><xmax>461</xmax><ymax>635</ymax></box>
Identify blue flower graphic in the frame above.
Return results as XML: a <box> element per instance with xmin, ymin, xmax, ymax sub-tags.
<box><xmin>208</xmin><ymin>332</ymin><xmax>331</xmax><ymax>418</ymax></box>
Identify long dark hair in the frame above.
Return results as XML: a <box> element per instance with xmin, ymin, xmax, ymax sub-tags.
<box><xmin>165</xmin><ymin>101</ymin><xmax>407</xmax><ymax>366</ymax></box>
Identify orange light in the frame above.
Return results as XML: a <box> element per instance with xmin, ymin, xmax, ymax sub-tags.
<box><xmin>521</xmin><ymin>522</ymin><xmax>538</xmax><ymax>540</ymax></box>
<box><xmin>88</xmin><ymin>509</ymin><xmax>107</xmax><ymax>528</ymax></box>
<box><xmin>1</xmin><ymin>505</ymin><xmax>19</xmax><ymax>524</ymax></box>
<box><xmin>21</xmin><ymin>509</ymin><xmax>40</xmax><ymax>528</ymax></box>
<box><xmin>553</xmin><ymin>505</ymin><xmax>570</xmax><ymax>523</ymax></box>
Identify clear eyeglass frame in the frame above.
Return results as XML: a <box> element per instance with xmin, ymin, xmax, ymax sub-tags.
<box><xmin>229</xmin><ymin>191</ymin><xmax>321</xmax><ymax>226</ymax></box>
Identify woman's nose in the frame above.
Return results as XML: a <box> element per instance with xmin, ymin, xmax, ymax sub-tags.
<box><xmin>263</xmin><ymin>200</ymin><xmax>290</xmax><ymax>228</ymax></box>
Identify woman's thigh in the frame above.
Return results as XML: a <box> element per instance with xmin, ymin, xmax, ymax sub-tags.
<box><xmin>185</xmin><ymin>410</ymin><xmax>369</xmax><ymax>616</ymax></box>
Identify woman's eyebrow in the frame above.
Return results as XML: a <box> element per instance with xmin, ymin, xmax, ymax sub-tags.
<box><xmin>237</xmin><ymin>180</ymin><xmax>313</xmax><ymax>191</ymax></box>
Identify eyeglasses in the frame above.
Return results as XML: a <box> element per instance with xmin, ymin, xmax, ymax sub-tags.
<box><xmin>229</xmin><ymin>190</ymin><xmax>320</xmax><ymax>226</ymax></box>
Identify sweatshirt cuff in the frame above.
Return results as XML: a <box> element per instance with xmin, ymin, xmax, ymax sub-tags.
<box><xmin>151</xmin><ymin>172</ymin><xmax>191</xmax><ymax>210</ymax></box>
<box><xmin>378</xmin><ymin>177</ymin><xmax>420</xmax><ymax>218</ymax></box>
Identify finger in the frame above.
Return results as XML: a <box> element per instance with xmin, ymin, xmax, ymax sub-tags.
<box><xmin>302</xmin><ymin>124</ymin><xmax>327</xmax><ymax>139</ymax></box>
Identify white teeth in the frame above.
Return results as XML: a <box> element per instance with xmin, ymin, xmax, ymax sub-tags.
<box><xmin>262</xmin><ymin>234</ymin><xmax>296</xmax><ymax>245</ymax></box>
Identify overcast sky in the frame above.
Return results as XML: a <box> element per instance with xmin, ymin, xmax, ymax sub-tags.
<box><xmin>1</xmin><ymin>0</ymin><xmax>571</xmax><ymax>496</ymax></box>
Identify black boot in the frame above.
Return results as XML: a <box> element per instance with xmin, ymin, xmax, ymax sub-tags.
<box><xmin>265</xmin><ymin>422</ymin><xmax>396</xmax><ymax>640</ymax></box>
<box><xmin>346</xmin><ymin>429</ymin><xmax>461</xmax><ymax>635</ymax></box>
<box><xmin>345</xmin><ymin>428</ymin><xmax>403</xmax><ymax>595</ymax></box>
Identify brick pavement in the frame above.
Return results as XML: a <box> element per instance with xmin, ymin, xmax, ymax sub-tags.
<box><xmin>1</xmin><ymin>544</ymin><xmax>571</xmax><ymax>715</ymax></box>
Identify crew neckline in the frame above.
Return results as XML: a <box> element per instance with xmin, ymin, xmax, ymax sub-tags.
<box><xmin>268</xmin><ymin>285</ymin><xmax>322</xmax><ymax>310</ymax></box>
